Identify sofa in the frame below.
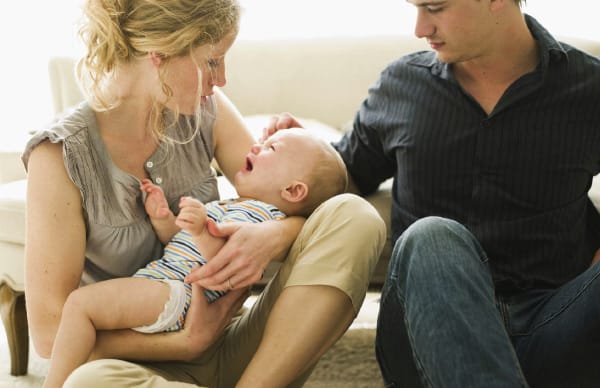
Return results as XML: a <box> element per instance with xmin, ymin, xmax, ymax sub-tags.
<box><xmin>2</xmin><ymin>34</ymin><xmax>600</xmax><ymax>376</ymax></box>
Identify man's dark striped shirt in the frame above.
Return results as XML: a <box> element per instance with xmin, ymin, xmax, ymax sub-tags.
<box><xmin>335</xmin><ymin>15</ymin><xmax>600</xmax><ymax>293</ymax></box>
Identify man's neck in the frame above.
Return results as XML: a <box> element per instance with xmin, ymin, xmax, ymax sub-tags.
<box><xmin>454</xmin><ymin>15</ymin><xmax>539</xmax><ymax>89</ymax></box>
<box><xmin>452</xmin><ymin>14</ymin><xmax>539</xmax><ymax>115</ymax></box>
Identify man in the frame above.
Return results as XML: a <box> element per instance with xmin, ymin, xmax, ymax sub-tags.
<box><xmin>334</xmin><ymin>0</ymin><xmax>600</xmax><ymax>387</ymax></box>
<box><xmin>265</xmin><ymin>0</ymin><xmax>600</xmax><ymax>386</ymax></box>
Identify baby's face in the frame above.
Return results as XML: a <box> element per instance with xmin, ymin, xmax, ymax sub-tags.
<box><xmin>233</xmin><ymin>129</ymin><xmax>316</xmax><ymax>201</ymax></box>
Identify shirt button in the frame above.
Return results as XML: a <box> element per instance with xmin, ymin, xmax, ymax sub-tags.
<box><xmin>146</xmin><ymin>161</ymin><xmax>154</xmax><ymax>168</ymax></box>
<box><xmin>155</xmin><ymin>177</ymin><xmax>163</xmax><ymax>184</ymax></box>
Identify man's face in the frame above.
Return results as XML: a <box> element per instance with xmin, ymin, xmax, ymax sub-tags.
<box><xmin>406</xmin><ymin>0</ymin><xmax>496</xmax><ymax>63</ymax></box>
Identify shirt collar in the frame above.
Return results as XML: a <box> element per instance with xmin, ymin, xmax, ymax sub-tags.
<box><xmin>525</xmin><ymin>14</ymin><xmax>569</xmax><ymax>68</ymax></box>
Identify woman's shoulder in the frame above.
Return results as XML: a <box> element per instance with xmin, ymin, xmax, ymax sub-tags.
<box><xmin>22</xmin><ymin>102</ymin><xmax>96</xmax><ymax>168</ymax></box>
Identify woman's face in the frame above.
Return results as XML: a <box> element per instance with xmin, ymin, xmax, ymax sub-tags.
<box><xmin>162</xmin><ymin>31</ymin><xmax>237</xmax><ymax>114</ymax></box>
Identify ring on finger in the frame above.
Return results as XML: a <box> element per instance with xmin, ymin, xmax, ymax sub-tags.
<box><xmin>227</xmin><ymin>278</ymin><xmax>234</xmax><ymax>290</ymax></box>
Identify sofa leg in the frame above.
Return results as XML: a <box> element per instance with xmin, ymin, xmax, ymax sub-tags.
<box><xmin>0</xmin><ymin>282</ymin><xmax>29</xmax><ymax>376</ymax></box>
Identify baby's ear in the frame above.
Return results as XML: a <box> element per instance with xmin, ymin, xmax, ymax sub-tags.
<box><xmin>281</xmin><ymin>181</ymin><xmax>308</xmax><ymax>203</ymax></box>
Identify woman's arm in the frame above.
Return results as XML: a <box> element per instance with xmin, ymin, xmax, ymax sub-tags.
<box><xmin>25</xmin><ymin>141</ymin><xmax>87</xmax><ymax>358</ymax></box>
<box><xmin>90</xmin><ymin>284</ymin><xmax>250</xmax><ymax>362</ymax></box>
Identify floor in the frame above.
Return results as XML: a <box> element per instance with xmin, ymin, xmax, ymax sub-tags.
<box><xmin>0</xmin><ymin>292</ymin><xmax>380</xmax><ymax>387</ymax></box>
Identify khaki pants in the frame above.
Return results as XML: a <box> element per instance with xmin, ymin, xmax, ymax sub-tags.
<box><xmin>63</xmin><ymin>194</ymin><xmax>386</xmax><ymax>388</ymax></box>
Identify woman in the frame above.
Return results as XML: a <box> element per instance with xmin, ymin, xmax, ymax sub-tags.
<box><xmin>23</xmin><ymin>0</ymin><xmax>386</xmax><ymax>386</ymax></box>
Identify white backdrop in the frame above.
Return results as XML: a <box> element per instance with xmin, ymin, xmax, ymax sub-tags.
<box><xmin>0</xmin><ymin>1</ymin><xmax>597</xmax><ymax>151</ymax></box>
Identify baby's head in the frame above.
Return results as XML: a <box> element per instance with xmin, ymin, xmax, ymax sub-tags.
<box><xmin>234</xmin><ymin>128</ymin><xmax>347</xmax><ymax>216</ymax></box>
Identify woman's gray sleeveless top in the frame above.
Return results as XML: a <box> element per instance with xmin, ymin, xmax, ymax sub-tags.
<box><xmin>22</xmin><ymin>99</ymin><xmax>219</xmax><ymax>285</ymax></box>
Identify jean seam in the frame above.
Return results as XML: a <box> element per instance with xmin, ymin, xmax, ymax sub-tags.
<box><xmin>531</xmin><ymin>266</ymin><xmax>600</xmax><ymax>332</ymax></box>
<box><xmin>404</xmin><ymin>318</ymin><xmax>435</xmax><ymax>388</ymax></box>
<box><xmin>395</xmin><ymin>280</ymin><xmax>434</xmax><ymax>388</ymax></box>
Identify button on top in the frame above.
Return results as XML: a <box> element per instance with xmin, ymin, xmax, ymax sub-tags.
<box><xmin>146</xmin><ymin>161</ymin><xmax>154</xmax><ymax>168</ymax></box>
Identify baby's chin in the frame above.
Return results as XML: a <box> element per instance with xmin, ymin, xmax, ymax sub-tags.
<box><xmin>232</xmin><ymin>173</ymin><xmax>246</xmax><ymax>195</ymax></box>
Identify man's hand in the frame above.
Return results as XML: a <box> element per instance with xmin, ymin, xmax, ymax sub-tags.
<box><xmin>259</xmin><ymin>112</ymin><xmax>304</xmax><ymax>143</ymax></box>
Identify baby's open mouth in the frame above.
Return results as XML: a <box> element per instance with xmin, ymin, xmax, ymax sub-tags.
<box><xmin>246</xmin><ymin>157</ymin><xmax>253</xmax><ymax>171</ymax></box>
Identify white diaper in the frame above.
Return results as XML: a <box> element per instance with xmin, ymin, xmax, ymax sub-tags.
<box><xmin>132</xmin><ymin>279</ymin><xmax>188</xmax><ymax>333</ymax></box>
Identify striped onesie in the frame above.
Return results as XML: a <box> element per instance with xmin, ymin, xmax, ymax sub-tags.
<box><xmin>132</xmin><ymin>199</ymin><xmax>286</xmax><ymax>333</ymax></box>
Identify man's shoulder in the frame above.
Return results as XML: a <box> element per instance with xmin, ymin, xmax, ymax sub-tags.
<box><xmin>388</xmin><ymin>50</ymin><xmax>437</xmax><ymax>69</ymax></box>
<box><xmin>376</xmin><ymin>51</ymin><xmax>439</xmax><ymax>87</ymax></box>
<box><xmin>557</xmin><ymin>41</ymin><xmax>600</xmax><ymax>64</ymax></box>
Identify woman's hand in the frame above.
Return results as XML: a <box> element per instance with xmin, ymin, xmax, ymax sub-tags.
<box><xmin>184</xmin><ymin>217</ymin><xmax>304</xmax><ymax>290</ymax></box>
<box><xmin>259</xmin><ymin>112</ymin><xmax>304</xmax><ymax>143</ymax></box>
<box><xmin>180</xmin><ymin>283</ymin><xmax>250</xmax><ymax>360</ymax></box>
<box><xmin>90</xmin><ymin>283</ymin><xmax>250</xmax><ymax>362</ymax></box>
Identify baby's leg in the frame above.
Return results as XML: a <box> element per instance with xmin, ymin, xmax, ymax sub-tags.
<box><xmin>43</xmin><ymin>277</ymin><xmax>172</xmax><ymax>388</ymax></box>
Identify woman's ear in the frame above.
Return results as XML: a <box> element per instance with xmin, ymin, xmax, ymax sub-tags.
<box><xmin>281</xmin><ymin>181</ymin><xmax>309</xmax><ymax>203</ymax></box>
<box><xmin>149</xmin><ymin>51</ymin><xmax>163</xmax><ymax>67</ymax></box>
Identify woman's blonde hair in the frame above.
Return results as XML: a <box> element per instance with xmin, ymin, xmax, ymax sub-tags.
<box><xmin>77</xmin><ymin>0</ymin><xmax>240</xmax><ymax>139</ymax></box>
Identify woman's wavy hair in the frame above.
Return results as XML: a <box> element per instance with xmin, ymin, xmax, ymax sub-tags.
<box><xmin>76</xmin><ymin>0</ymin><xmax>240</xmax><ymax>140</ymax></box>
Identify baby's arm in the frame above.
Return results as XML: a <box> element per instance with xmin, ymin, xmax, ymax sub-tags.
<box><xmin>176</xmin><ymin>197</ymin><xmax>226</xmax><ymax>260</ymax></box>
<box><xmin>141</xmin><ymin>179</ymin><xmax>179</xmax><ymax>244</ymax></box>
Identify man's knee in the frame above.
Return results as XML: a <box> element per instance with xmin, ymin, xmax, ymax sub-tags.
<box><xmin>403</xmin><ymin>216</ymin><xmax>467</xmax><ymax>242</ymax></box>
<box><xmin>389</xmin><ymin>216</ymin><xmax>484</xmax><ymax>279</ymax></box>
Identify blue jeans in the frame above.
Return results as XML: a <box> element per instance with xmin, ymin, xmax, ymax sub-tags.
<box><xmin>375</xmin><ymin>216</ymin><xmax>600</xmax><ymax>388</ymax></box>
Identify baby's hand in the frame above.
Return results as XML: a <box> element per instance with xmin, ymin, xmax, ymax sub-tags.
<box><xmin>176</xmin><ymin>197</ymin><xmax>208</xmax><ymax>236</ymax></box>
<box><xmin>141</xmin><ymin>178</ymin><xmax>172</xmax><ymax>220</ymax></box>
